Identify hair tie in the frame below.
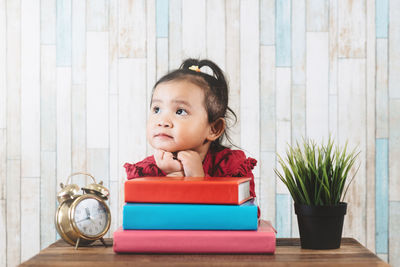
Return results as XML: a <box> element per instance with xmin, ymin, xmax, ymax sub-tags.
<box><xmin>188</xmin><ymin>65</ymin><xmax>201</xmax><ymax>72</ymax></box>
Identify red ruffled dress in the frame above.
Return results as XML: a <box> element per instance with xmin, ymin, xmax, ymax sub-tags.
<box><xmin>123</xmin><ymin>147</ymin><xmax>257</xmax><ymax>199</ymax></box>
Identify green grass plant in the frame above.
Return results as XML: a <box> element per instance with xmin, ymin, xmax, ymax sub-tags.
<box><xmin>275</xmin><ymin>137</ymin><xmax>360</xmax><ymax>206</ymax></box>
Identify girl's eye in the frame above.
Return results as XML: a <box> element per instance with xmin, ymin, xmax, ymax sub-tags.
<box><xmin>176</xmin><ymin>109</ymin><xmax>187</xmax><ymax>115</ymax></box>
<box><xmin>152</xmin><ymin>106</ymin><xmax>160</xmax><ymax>114</ymax></box>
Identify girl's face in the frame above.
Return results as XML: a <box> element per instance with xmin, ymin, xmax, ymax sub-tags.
<box><xmin>147</xmin><ymin>80</ymin><xmax>213</xmax><ymax>154</ymax></box>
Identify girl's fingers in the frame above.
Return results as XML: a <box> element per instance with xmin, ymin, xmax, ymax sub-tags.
<box><xmin>164</xmin><ymin>152</ymin><xmax>174</xmax><ymax>161</ymax></box>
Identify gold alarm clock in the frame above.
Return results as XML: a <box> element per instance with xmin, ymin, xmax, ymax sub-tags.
<box><xmin>55</xmin><ymin>172</ymin><xmax>111</xmax><ymax>249</ymax></box>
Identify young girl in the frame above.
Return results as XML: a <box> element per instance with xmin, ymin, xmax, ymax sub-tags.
<box><xmin>124</xmin><ymin>59</ymin><xmax>257</xmax><ymax>199</ymax></box>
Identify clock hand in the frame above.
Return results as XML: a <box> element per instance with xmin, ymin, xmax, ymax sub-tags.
<box><xmin>85</xmin><ymin>207</ymin><xmax>90</xmax><ymax>217</ymax></box>
<box><xmin>76</xmin><ymin>217</ymin><xmax>90</xmax><ymax>223</ymax></box>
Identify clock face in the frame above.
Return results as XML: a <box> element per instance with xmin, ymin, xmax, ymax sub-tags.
<box><xmin>73</xmin><ymin>197</ymin><xmax>109</xmax><ymax>237</ymax></box>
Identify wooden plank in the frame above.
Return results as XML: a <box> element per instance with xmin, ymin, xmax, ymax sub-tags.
<box><xmin>87</xmin><ymin>32</ymin><xmax>109</xmax><ymax>148</ymax></box>
<box><xmin>292</xmin><ymin>85</ymin><xmax>306</xmax><ymax>144</ymax></box>
<box><xmin>147</xmin><ymin>0</ymin><xmax>156</xmax><ymax>155</ymax></box>
<box><xmin>260</xmin><ymin>151</ymin><xmax>276</xmax><ymax>226</ymax></box>
<box><xmin>375</xmin><ymin>139</ymin><xmax>388</xmax><ymax>254</ymax></box>
<box><xmin>329</xmin><ymin>95</ymin><xmax>338</xmax><ymax>139</ymax></box>
<box><xmin>119</xmin><ymin>178</ymin><xmax>125</xmax><ymax>234</ymax></box>
<box><xmin>87</xmin><ymin>148</ymin><xmax>110</xmax><ymax>203</ymax></box>
<box><xmin>87</xmin><ymin>0</ymin><xmax>108</xmax><ymax>31</ymax></box>
<box><xmin>240</xmin><ymin>0</ymin><xmax>259</xmax><ymax>178</ymax></box>
<box><xmin>182</xmin><ymin>0</ymin><xmax>206</xmax><ymax>59</ymax></box>
<box><xmin>6</xmin><ymin>0</ymin><xmax>21</xmax><ymax>160</ymax></box>
<box><xmin>338</xmin><ymin>0</ymin><xmax>366</xmax><ymax>58</ymax></box>
<box><xmin>388</xmin><ymin>0</ymin><xmax>400</xmax><ymax>98</ymax></box>
<box><xmin>306</xmin><ymin>0</ymin><xmax>328</xmax><ymax>32</ymax></box>
<box><xmin>118</xmin><ymin>59</ymin><xmax>147</xmax><ymax>227</ymax></box>
<box><xmin>40</xmin><ymin>151</ymin><xmax>57</xmax><ymax>249</ymax></box>
<box><xmin>225</xmin><ymin>0</ymin><xmax>240</xmax><ymax>147</ymax></box>
<box><xmin>19</xmin><ymin>238</ymin><xmax>390</xmax><ymax>267</ymax></box>
<box><xmin>292</xmin><ymin>0</ymin><xmax>305</xmax><ymax>85</ymax></box>
<box><xmin>376</xmin><ymin>39</ymin><xmax>389</xmax><ymax>138</ymax></box>
<box><xmin>376</xmin><ymin>0</ymin><xmax>389</xmax><ymax>38</ymax></box>
<box><xmin>276</xmin><ymin>68</ymin><xmax>291</xmax><ymax>134</ymax></box>
<box><xmin>72</xmin><ymin>0</ymin><xmax>86</xmax><ymax>85</ymax></box>
<box><xmin>21</xmin><ymin>178</ymin><xmax>40</xmax><ymax>262</ymax></box>
<box><xmin>276</xmin><ymin>0</ymin><xmax>291</xmax><ymax>67</ymax></box>
<box><xmin>0</xmin><ymin>200</ymin><xmax>5</xmax><ymax>267</ymax></box>
<box><xmin>21</xmin><ymin>0</ymin><xmax>40</xmax><ymax>177</ymax></box>
<box><xmin>6</xmin><ymin>159</ymin><xmax>21</xmax><ymax>267</ymax></box>
<box><xmin>366</xmin><ymin>0</ymin><xmax>376</xmax><ymax>252</ymax></box>
<box><xmin>109</xmin><ymin>181</ymin><xmax>119</xmax><ymax>237</ymax></box>
<box><xmin>119</xmin><ymin>0</ymin><xmax>146</xmax><ymax>58</ymax></box>
<box><xmin>260</xmin><ymin>45</ymin><xmax>276</xmax><ymax>152</ymax></box>
<box><xmin>109</xmin><ymin>94</ymin><xmax>119</xmax><ymax>182</ymax></box>
<box><xmin>168</xmin><ymin>0</ymin><xmax>182</xmax><ymax>70</ymax></box>
<box><xmin>41</xmin><ymin>45</ymin><xmax>57</xmax><ymax>152</ymax></box>
<box><xmin>156</xmin><ymin>38</ymin><xmax>169</xmax><ymax>80</ymax></box>
<box><xmin>338</xmin><ymin>58</ymin><xmax>366</xmax><ymax>245</ymax></box>
<box><xmin>276</xmin><ymin>67</ymin><xmax>291</xmax><ymax>194</ymax></box>
<box><xmin>389</xmin><ymin>201</ymin><xmax>400</xmax><ymax>266</ymax></box>
<box><xmin>56</xmin><ymin>0</ymin><xmax>71</xmax><ymax>66</ymax></box>
<box><xmin>329</xmin><ymin>0</ymin><xmax>338</xmax><ymax>95</ymax></box>
<box><xmin>0</xmin><ymin>129</ymin><xmax>5</xmax><ymax>200</ymax></box>
<box><xmin>156</xmin><ymin>0</ymin><xmax>168</xmax><ymax>38</ymax></box>
<box><xmin>56</xmin><ymin>67</ymin><xmax>72</xmax><ymax>187</ymax></box>
<box><xmin>306</xmin><ymin>32</ymin><xmax>329</xmax><ymax>143</ymax></box>
<box><xmin>276</xmin><ymin>120</ymin><xmax>291</xmax><ymax>195</ymax></box>
<box><xmin>389</xmin><ymin>99</ymin><xmax>400</xmax><ymax>201</ymax></box>
<box><xmin>109</xmin><ymin>0</ymin><xmax>120</xmax><ymax>182</ymax></box>
<box><xmin>206</xmin><ymin>0</ymin><xmax>225</xmax><ymax>70</ymax></box>
<box><xmin>118</xmin><ymin>59</ymin><xmax>147</xmax><ymax>175</ymax></box>
<box><xmin>71</xmin><ymin>84</ymin><xmax>87</xmax><ymax>173</ymax></box>
<box><xmin>109</xmin><ymin>0</ymin><xmax>119</xmax><ymax>95</ymax></box>
<box><xmin>0</xmin><ymin>0</ymin><xmax>5</xmax><ymax>129</ymax></box>
<box><xmin>260</xmin><ymin>0</ymin><xmax>275</xmax><ymax>45</ymax></box>
<box><xmin>276</xmin><ymin>194</ymin><xmax>291</xmax><ymax>237</ymax></box>
<box><xmin>41</xmin><ymin>0</ymin><xmax>56</xmax><ymax>45</ymax></box>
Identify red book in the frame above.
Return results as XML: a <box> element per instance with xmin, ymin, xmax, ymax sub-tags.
<box><xmin>124</xmin><ymin>177</ymin><xmax>252</xmax><ymax>204</ymax></box>
<box><xmin>113</xmin><ymin>220</ymin><xmax>276</xmax><ymax>254</ymax></box>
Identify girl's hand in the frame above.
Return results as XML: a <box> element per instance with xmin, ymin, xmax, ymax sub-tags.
<box><xmin>177</xmin><ymin>150</ymin><xmax>205</xmax><ymax>177</ymax></box>
<box><xmin>154</xmin><ymin>149</ymin><xmax>184</xmax><ymax>176</ymax></box>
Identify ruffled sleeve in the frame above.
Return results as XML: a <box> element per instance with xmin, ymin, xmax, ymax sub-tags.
<box><xmin>124</xmin><ymin>156</ymin><xmax>166</xmax><ymax>179</ymax></box>
<box><xmin>203</xmin><ymin>148</ymin><xmax>258</xmax><ymax>198</ymax></box>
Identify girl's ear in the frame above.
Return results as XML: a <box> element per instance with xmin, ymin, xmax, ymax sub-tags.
<box><xmin>207</xmin><ymin>118</ymin><xmax>226</xmax><ymax>141</ymax></box>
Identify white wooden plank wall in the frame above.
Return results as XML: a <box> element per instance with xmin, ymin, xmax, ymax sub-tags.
<box><xmin>1</xmin><ymin>1</ymin><xmax>399</xmax><ymax>266</ymax></box>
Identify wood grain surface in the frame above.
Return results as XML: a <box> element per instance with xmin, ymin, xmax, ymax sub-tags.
<box><xmin>2</xmin><ymin>1</ymin><xmax>399</xmax><ymax>266</ymax></box>
<box><xmin>19</xmin><ymin>238</ymin><xmax>389</xmax><ymax>267</ymax></box>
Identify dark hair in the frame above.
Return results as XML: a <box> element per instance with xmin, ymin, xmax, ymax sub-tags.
<box><xmin>152</xmin><ymin>58</ymin><xmax>237</xmax><ymax>151</ymax></box>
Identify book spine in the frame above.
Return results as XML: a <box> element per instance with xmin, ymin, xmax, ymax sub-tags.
<box><xmin>113</xmin><ymin>230</ymin><xmax>275</xmax><ymax>254</ymax></box>
<box><xmin>124</xmin><ymin>182</ymin><xmax>240</xmax><ymax>204</ymax></box>
<box><xmin>122</xmin><ymin>203</ymin><xmax>258</xmax><ymax>230</ymax></box>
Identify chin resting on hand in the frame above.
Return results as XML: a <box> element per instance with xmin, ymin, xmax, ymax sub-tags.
<box><xmin>154</xmin><ymin>149</ymin><xmax>183</xmax><ymax>175</ymax></box>
<box><xmin>154</xmin><ymin>149</ymin><xmax>205</xmax><ymax>177</ymax></box>
<box><xmin>176</xmin><ymin>150</ymin><xmax>205</xmax><ymax>177</ymax></box>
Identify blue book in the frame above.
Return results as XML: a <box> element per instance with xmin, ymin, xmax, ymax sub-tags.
<box><xmin>123</xmin><ymin>199</ymin><xmax>258</xmax><ymax>230</ymax></box>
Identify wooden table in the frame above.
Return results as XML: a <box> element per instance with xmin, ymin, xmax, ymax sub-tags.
<box><xmin>20</xmin><ymin>238</ymin><xmax>389</xmax><ymax>267</ymax></box>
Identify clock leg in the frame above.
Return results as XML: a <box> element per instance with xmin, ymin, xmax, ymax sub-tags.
<box><xmin>75</xmin><ymin>238</ymin><xmax>80</xmax><ymax>250</ymax></box>
<box><xmin>100</xmin><ymin>237</ymin><xmax>107</xmax><ymax>248</ymax></box>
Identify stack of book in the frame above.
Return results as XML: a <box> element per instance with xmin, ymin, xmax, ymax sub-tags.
<box><xmin>113</xmin><ymin>177</ymin><xmax>276</xmax><ymax>253</ymax></box>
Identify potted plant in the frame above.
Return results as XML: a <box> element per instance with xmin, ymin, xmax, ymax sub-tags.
<box><xmin>275</xmin><ymin>137</ymin><xmax>359</xmax><ymax>249</ymax></box>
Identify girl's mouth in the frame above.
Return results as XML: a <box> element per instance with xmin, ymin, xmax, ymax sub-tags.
<box><xmin>154</xmin><ymin>133</ymin><xmax>173</xmax><ymax>139</ymax></box>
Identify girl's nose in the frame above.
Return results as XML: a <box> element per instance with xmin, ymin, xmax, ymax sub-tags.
<box><xmin>157</xmin><ymin>120</ymin><xmax>172</xmax><ymax>128</ymax></box>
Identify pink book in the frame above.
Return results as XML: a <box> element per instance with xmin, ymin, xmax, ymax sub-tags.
<box><xmin>113</xmin><ymin>220</ymin><xmax>276</xmax><ymax>254</ymax></box>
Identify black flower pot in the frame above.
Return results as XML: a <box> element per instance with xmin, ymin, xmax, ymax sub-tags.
<box><xmin>294</xmin><ymin>202</ymin><xmax>347</xmax><ymax>249</ymax></box>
